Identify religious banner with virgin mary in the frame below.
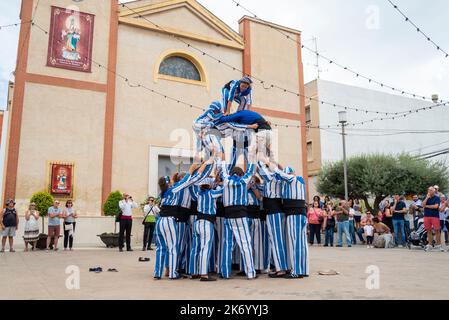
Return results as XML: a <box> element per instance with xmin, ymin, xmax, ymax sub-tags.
<box><xmin>46</xmin><ymin>6</ymin><xmax>95</xmax><ymax>72</ymax></box>
<box><xmin>50</xmin><ymin>163</ymin><xmax>74</xmax><ymax>196</ymax></box>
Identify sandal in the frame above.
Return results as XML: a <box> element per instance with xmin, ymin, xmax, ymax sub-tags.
<box><xmin>107</xmin><ymin>268</ymin><xmax>118</xmax><ymax>272</ymax></box>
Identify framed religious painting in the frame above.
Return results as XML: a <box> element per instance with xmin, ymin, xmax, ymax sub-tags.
<box><xmin>46</xmin><ymin>6</ymin><xmax>95</xmax><ymax>72</ymax></box>
<box><xmin>48</xmin><ymin>162</ymin><xmax>75</xmax><ymax>199</ymax></box>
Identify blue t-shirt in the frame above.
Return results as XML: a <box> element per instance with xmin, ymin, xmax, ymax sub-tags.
<box><xmin>424</xmin><ymin>196</ymin><xmax>440</xmax><ymax>218</ymax></box>
<box><xmin>392</xmin><ymin>201</ymin><xmax>406</xmax><ymax>220</ymax></box>
<box><xmin>48</xmin><ymin>206</ymin><xmax>62</xmax><ymax>226</ymax></box>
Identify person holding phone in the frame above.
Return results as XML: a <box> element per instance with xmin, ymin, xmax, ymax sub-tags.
<box><xmin>143</xmin><ymin>197</ymin><xmax>159</xmax><ymax>251</ymax></box>
<box><xmin>118</xmin><ymin>193</ymin><xmax>138</xmax><ymax>252</ymax></box>
<box><xmin>47</xmin><ymin>200</ymin><xmax>63</xmax><ymax>251</ymax></box>
<box><xmin>422</xmin><ymin>187</ymin><xmax>443</xmax><ymax>252</ymax></box>
<box><xmin>62</xmin><ymin>200</ymin><xmax>78</xmax><ymax>251</ymax></box>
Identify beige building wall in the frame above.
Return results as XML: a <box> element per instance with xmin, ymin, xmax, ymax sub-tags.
<box><xmin>248</xmin><ymin>21</ymin><xmax>300</xmax><ymax>115</ymax></box>
<box><xmin>15</xmin><ymin>83</ymin><xmax>106</xmax><ymax>215</ymax></box>
<box><xmin>112</xmin><ymin>22</ymin><xmax>243</xmax><ymax>200</ymax></box>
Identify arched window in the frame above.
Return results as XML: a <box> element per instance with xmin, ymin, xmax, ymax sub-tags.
<box><xmin>159</xmin><ymin>56</ymin><xmax>201</xmax><ymax>81</ymax></box>
<box><xmin>155</xmin><ymin>51</ymin><xmax>208</xmax><ymax>89</ymax></box>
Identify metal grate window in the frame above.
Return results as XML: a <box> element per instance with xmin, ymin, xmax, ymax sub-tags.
<box><xmin>159</xmin><ymin>56</ymin><xmax>201</xmax><ymax>81</ymax></box>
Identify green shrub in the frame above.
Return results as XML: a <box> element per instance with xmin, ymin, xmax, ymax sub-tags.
<box><xmin>30</xmin><ymin>191</ymin><xmax>54</xmax><ymax>233</ymax></box>
<box><xmin>30</xmin><ymin>191</ymin><xmax>54</xmax><ymax>218</ymax></box>
<box><xmin>103</xmin><ymin>191</ymin><xmax>123</xmax><ymax>217</ymax></box>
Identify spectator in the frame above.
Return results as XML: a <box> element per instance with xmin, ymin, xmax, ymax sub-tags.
<box><xmin>143</xmin><ymin>196</ymin><xmax>160</xmax><ymax>251</ymax></box>
<box><xmin>335</xmin><ymin>200</ymin><xmax>352</xmax><ymax>247</ymax></box>
<box><xmin>372</xmin><ymin>217</ymin><xmax>393</xmax><ymax>248</ymax></box>
<box><xmin>47</xmin><ymin>200</ymin><xmax>62</xmax><ymax>251</ymax></box>
<box><xmin>356</xmin><ymin>211</ymin><xmax>373</xmax><ymax>244</ymax></box>
<box><xmin>391</xmin><ymin>195</ymin><xmax>407</xmax><ymax>247</ymax></box>
<box><xmin>410</xmin><ymin>195</ymin><xmax>423</xmax><ymax>231</ymax></box>
<box><xmin>353</xmin><ymin>199</ymin><xmax>363</xmax><ymax>234</ymax></box>
<box><xmin>445</xmin><ymin>198</ymin><xmax>449</xmax><ymax>246</ymax></box>
<box><xmin>422</xmin><ymin>187</ymin><xmax>444</xmax><ymax>252</ymax></box>
<box><xmin>307</xmin><ymin>200</ymin><xmax>323</xmax><ymax>245</ymax></box>
<box><xmin>347</xmin><ymin>199</ymin><xmax>357</xmax><ymax>244</ymax></box>
<box><xmin>434</xmin><ymin>185</ymin><xmax>440</xmax><ymax>197</ymax></box>
<box><xmin>62</xmin><ymin>200</ymin><xmax>77</xmax><ymax>251</ymax></box>
<box><xmin>118</xmin><ymin>193</ymin><xmax>138</xmax><ymax>252</ymax></box>
<box><xmin>23</xmin><ymin>202</ymin><xmax>39</xmax><ymax>251</ymax></box>
<box><xmin>323</xmin><ymin>201</ymin><xmax>335</xmax><ymax>247</ymax></box>
<box><xmin>438</xmin><ymin>195</ymin><xmax>447</xmax><ymax>246</ymax></box>
<box><xmin>324</xmin><ymin>196</ymin><xmax>331</xmax><ymax>206</ymax></box>
<box><xmin>313</xmin><ymin>195</ymin><xmax>324</xmax><ymax>209</ymax></box>
<box><xmin>380</xmin><ymin>200</ymin><xmax>394</xmax><ymax>233</ymax></box>
<box><xmin>403</xmin><ymin>196</ymin><xmax>412</xmax><ymax>240</ymax></box>
<box><xmin>0</xmin><ymin>199</ymin><xmax>19</xmax><ymax>253</ymax></box>
<box><xmin>364</xmin><ymin>220</ymin><xmax>375</xmax><ymax>248</ymax></box>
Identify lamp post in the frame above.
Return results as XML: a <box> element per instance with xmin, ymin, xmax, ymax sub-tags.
<box><xmin>338</xmin><ymin>111</ymin><xmax>349</xmax><ymax>201</ymax></box>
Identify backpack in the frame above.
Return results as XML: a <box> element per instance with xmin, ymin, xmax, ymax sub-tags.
<box><xmin>3</xmin><ymin>208</ymin><xmax>17</xmax><ymax>227</ymax></box>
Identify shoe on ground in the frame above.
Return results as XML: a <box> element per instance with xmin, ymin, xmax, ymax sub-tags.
<box><xmin>424</xmin><ymin>245</ymin><xmax>432</xmax><ymax>252</ymax></box>
<box><xmin>153</xmin><ymin>276</ymin><xmax>161</xmax><ymax>280</ymax></box>
<box><xmin>367</xmin><ymin>245</ymin><xmax>370</xmax><ymax>249</ymax></box>
<box><xmin>348</xmin><ymin>245</ymin><xmax>352</xmax><ymax>247</ymax></box>
<box><xmin>127</xmin><ymin>249</ymin><xmax>133</xmax><ymax>252</ymax></box>
<box><xmin>119</xmin><ymin>248</ymin><xmax>123</xmax><ymax>252</ymax></box>
<box><xmin>236</xmin><ymin>271</ymin><xmax>246</xmax><ymax>277</ymax></box>
<box><xmin>169</xmin><ymin>275</ymin><xmax>184</xmax><ymax>280</ymax></box>
<box><xmin>436</xmin><ymin>245</ymin><xmax>445</xmax><ymax>252</ymax></box>
<box><xmin>283</xmin><ymin>273</ymin><xmax>304</xmax><ymax>279</ymax></box>
<box><xmin>336</xmin><ymin>245</ymin><xmax>342</xmax><ymax>247</ymax></box>
<box><xmin>200</xmin><ymin>276</ymin><xmax>217</xmax><ymax>282</ymax></box>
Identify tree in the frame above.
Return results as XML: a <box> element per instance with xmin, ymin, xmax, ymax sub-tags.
<box><xmin>103</xmin><ymin>191</ymin><xmax>123</xmax><ymax>234</ymax></box>
<box><xmin>30</xmin><ymin>191</ymin><xmax>54</xmax><ymax>233</ymax></box>
<box><xmin>317</xmin><ymin>153</ymin><xmax>448</xmax><ymax>213</ymax></box>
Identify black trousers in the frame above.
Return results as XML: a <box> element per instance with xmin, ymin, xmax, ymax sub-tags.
<box><xmin>143</xmin><ymin>222</ymin><xmax>156</xmax><ymax>250</ymax></box>
<box><xmin>63</xmin><ymin>222</ymin><xmax>76</xmax><ymax>249</ymax></box>
<box><xmin>119</xmin><ymin>219</ymin><xmax>133</xmax><ymax>250</ymax></box>
<box><xmin>309</xmin><ymin>224</ymin><xmax>322</xmax><ymax>244</ymax></box>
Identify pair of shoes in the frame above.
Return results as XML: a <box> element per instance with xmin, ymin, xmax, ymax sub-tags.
<box><xmin>268</xmin><ymin>272</ymin><xmax>286</xmax><ymax>278</ymax></box>
<box><xmin>138</xmin><ymin>257</ymin><xmax>150</xmax><ymax>262</ymax></box>
<box><xmin>107</xmin><ymin>268</ymin><xmax>118</xmax><ymax>272</ymax></box>
<box><xmin>89</xmin><ymin>267</ymin><xmax>103</xmax><ymax>273</ymax></box>
<box><xmin>283</xmin><ymin>273</ymin><xmax>303</xmax><ymax>279</ymax></box>
<box><xmin>200</xmin><ymin>276</ymin><xmax>217</xmax><ymax>282</ymax></box>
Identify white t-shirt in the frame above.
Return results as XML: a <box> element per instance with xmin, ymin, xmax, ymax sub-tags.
<box><xmin>348</xmin><ymin>208</ymin><xmax>355</xmax><ymax>221</ymax></box>
<box><xmin>364</xmin><ymin>225</ymin><xmax>374</xmax><ymax>237</ymax></box>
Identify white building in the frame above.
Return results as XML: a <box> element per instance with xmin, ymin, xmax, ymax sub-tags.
<box><xmin>305</xmin><ymin>79</ymin><xmax>449</xmax><ymax>199</ymax></box>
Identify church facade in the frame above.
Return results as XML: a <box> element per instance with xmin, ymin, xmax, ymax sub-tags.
<box><xmin>4</xmin><ymin>0</ymin><xmax>307</xmax><ymax>227</ymax></box>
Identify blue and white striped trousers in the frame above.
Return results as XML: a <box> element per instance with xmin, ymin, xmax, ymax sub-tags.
<box><xmin>190</xmin><ymin>219</ymin><xmax>215</xmax><ymax>276</ymax></box>
<box><xmin>222</xmin><ymin>217</ymin><xmax>256</xmax><ymax>279</ymax></box>
<box><xmin>240</xmin><ymin>218</ymin><xmax>265</xmax><ymax>271</ymax></box>
<box><xmin>154</xmin><ymin>217</ymin><xmax>179</xmax><ymax>279</ymax></box>
<box><xmin>214</xmin><ymin>217</ymin><xmax>225</xmax><ymax>275</ymax></box>
<box><xmin>185</xmin><ymin>215</ymin><xmax>197</xmax><ymax>274</ymax></box>
<box><xmin>286</xmin><ymin>215</ymin><xmax>309</xmax><ymax>276</ymax></box>
<box><xmin>261</xmin><ymin>220</ymin><xmax>272</xmax><ymax>270</ymax></box>
<box><xmin>266</xmin><ymin>213</ymin><xmax>288</xmax><ymax>272</ymax></box>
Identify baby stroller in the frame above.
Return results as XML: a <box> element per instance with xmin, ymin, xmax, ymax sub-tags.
<box><xmin>407</xmin><ymin>217</ymin><xmax>428</xmax><ymax>249</ymax></box>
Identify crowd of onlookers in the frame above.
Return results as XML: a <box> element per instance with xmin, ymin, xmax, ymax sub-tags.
<box><xmin>307</xmin><ymin>185</ymin><xmax>449</xmax><ymax>251</ymax></box>
<box><xmin>2</xmin><ymin>185</ymin><xmax>448</xmax><ymax>253</ymax></box>
<box><xmin>0</xmin><ymin>199</ymin><xmax>77</xmax><ymax>252</ymax></box>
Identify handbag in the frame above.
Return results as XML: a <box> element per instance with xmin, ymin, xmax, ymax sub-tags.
<box><xmin>142</xmin><ymin>206</ymin><xmax>154</xmax><ymax>225</ymax></box>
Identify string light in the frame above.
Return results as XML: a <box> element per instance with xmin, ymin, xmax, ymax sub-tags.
<box><xmin>230</xmin><ymin>0</ymin><xmax>446</xmax><ymax>103</ymax></box>
<box><xmin>387</xmin><ymin>0</ymin><xmax>449</xmax><ymax>59</ymax></box>
<box><xmin>0</xmin><ymin>20</ymin><xmax>32</xmax><ymax>30</ymax></box>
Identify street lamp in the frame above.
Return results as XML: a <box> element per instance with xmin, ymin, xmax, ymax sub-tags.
<box><xmin>338</xmin><ymin>111</ymin><xmax>349</xmax><ymax>201</ymax></box>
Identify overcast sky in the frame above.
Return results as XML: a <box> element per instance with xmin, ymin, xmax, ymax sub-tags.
<box><xmin>1</xmin><ymin>0</ymin><xmax>448</xmax><ymax>109</ymax></box>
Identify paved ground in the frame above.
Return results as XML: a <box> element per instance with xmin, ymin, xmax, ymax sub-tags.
<box><xmin>1</xmin><ymin>244</ymin><xmax>448</xmax><ymax>300</ymax></box>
